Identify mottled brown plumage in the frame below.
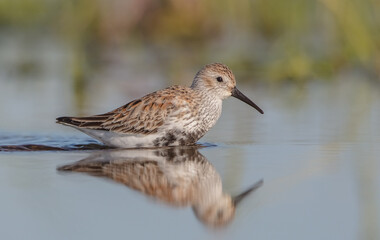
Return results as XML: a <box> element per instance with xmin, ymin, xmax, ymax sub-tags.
<box><xmin>65</xmin><ymin>86</ymin><xmax>197</xmax><ymax>134</ymax></box>
<box><xmin>57</xmin><ymin>63</ymin><xmax>263</xmax><ymax>148</ymax></box>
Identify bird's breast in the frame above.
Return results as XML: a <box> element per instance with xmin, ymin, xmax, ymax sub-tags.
<box><xmin>196</xmin><ymin>97</ymin><xmax>222</xmax><ymax>132</ymax></box>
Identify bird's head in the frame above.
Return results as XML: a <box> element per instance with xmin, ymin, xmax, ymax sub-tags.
<box><xmin>191</xmin><ymin>63</ymin><xmax>264</xmax><ymax>114</ymax></box>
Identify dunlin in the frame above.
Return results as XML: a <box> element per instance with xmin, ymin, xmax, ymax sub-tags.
<box><xmin>58</xmin><ymin>147</ymin><xmax>263</xmax><ymax>227</ymax></box>
<box><xmin>56</xmin><ymin>63</ymin><xmax>263</xmax><ymax>148</ymax></box>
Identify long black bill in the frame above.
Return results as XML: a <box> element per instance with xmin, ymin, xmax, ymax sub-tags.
<box><xmin>231</xmin><ymin>87</ymin><xmax>264</xmax><ymax>114</ymax></box>
<box><xmin>232</xmin><ymin>179</ymin><xmax>263</xmax><ymax>207</ymax></box>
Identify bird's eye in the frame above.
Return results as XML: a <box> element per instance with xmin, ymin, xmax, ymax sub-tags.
<box><xmin>216</xmin><ymin>77</ymin><xmax>223</xmax><ymax>82</ymax></box>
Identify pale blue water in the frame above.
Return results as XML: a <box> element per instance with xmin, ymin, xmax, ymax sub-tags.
<box><xmin>0</xmin><ymin>39</ymin><xmax>379</xmax><ymax>239</ymax></box>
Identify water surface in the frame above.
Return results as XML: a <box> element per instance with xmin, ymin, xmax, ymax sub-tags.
<box><xmin>1</xmin><ymin>76</ymin><xmax>379</xmax><ymax>239</ymax></box>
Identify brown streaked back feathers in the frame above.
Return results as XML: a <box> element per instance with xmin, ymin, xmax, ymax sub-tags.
<box><xmin>56</xmin><ymin>86</ymin><xmax>196</xmax><ymax>135</ymax></box>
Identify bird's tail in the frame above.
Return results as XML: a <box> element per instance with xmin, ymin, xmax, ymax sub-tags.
<box><xmin>56</xmin><ymin>115</ymin><xmax>110</xmax><ymax>130</ymax></box>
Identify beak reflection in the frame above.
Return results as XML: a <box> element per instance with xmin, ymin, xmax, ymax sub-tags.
<box><xmin>233</xmin><ymin>179</ymin><xmax>264</xmax><ymax>206</ymax></box>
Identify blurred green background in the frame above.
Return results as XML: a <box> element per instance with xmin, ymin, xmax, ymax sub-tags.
<box><xmin>1</xmin><ymin>2</ymin><xmax>380</xmax><ymax>239</ymax></box>
<box><xmin>1</xmin><ymin>0</ymin><xmax>379</xmax><ymax>85</ymax></box>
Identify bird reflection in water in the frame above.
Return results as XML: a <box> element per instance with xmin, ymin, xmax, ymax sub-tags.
<box><xmin>57</xmin><ymin>147</ymin><xmax>263</xmax><ymax>227</ymax></box>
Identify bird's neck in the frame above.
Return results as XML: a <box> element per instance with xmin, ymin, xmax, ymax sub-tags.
<box><xmin>195</xmin><ymin>90</ymin><xmax>223</xmax><ymax>134</ymax></box>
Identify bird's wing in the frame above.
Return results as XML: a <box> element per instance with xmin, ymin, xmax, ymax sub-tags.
<box><xmin>57</xmin><ymin>86</ymin><xmax>195</xmax><ymax>135</ymax></box>
<box><xmin>101</xmin><ymin>93</ymin><xmax>177</xmax><ymax>134</ymax></box>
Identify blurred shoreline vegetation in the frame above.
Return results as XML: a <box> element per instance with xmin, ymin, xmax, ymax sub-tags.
<box><xmin>0</xmin><ymin>0</ymin><xmax>379</xmax><ymax>84</ymax></box>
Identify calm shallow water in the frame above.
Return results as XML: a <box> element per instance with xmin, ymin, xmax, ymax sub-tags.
<box><xmin>1</xmin><ymin>73</ymin><xmax>380</xmax><ymax>239</ymax></box>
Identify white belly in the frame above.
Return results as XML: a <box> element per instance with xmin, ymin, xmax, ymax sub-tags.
<box><xmin>78</xmin><ymin>128</ymin><xmax>162</xmax><ymax>148</ymax></box>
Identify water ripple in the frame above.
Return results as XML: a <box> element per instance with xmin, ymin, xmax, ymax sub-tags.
<box><xmin>0</xmin><ymin>132</ymin><xmax>217</xmax><ymax>152</ymax></box>
<box><xmin>0</xmin><ymin>133</ymin><xmax>108</xmax><ymax>151</ymax></box>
